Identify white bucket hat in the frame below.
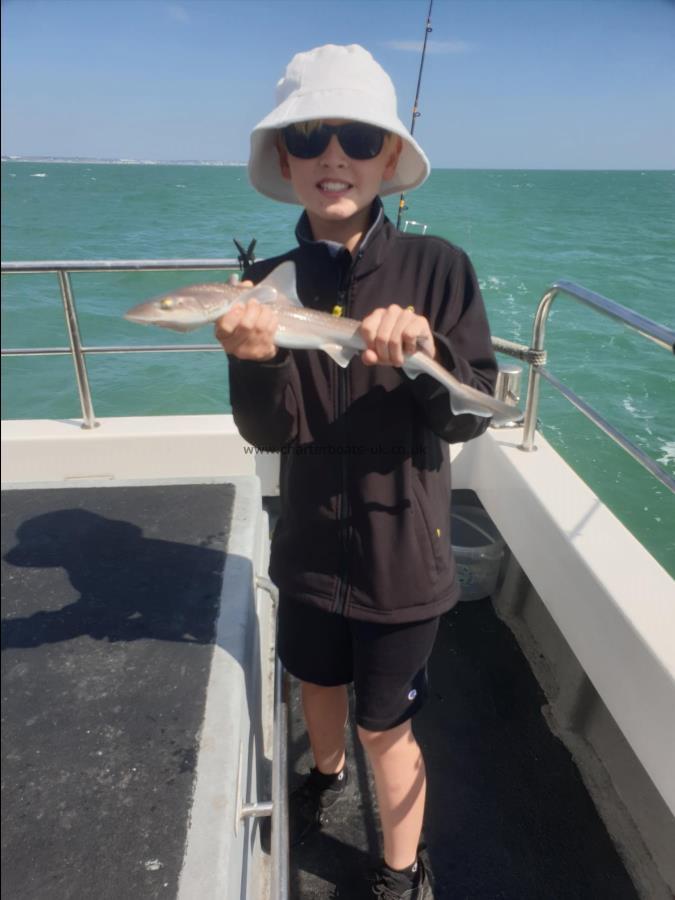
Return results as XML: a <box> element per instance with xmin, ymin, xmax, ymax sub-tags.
<box><xmin>248</xmin><ymin>44</ymin><xmax>431</xmax><ymax>204</ymax></box>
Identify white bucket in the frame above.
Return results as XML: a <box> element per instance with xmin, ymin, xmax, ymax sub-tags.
<box><xmin>451</xmin><ymin>505</ymin><xmax>505</xmax><ymax>601</ymax></box>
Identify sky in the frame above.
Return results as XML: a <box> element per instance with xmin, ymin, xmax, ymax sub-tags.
<box><xmin>1</xmin><ymin>0</ymin><xmax>674</xmax><ymax>169</ymax></box>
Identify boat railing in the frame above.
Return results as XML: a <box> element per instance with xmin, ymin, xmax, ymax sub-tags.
<box><xmin>2</xmin><ymin>258</ymin><xmax>241</xmax><ymax>430</ymax></box>
<box><xmin>520</xmin><ymin>280</ymin><xmax>674</xmax><ymax>493</ymax></box>
<box><xmin>2</xmin><ymin>259</ymin><xmax>674</xmax><ymax>493</ymax></box>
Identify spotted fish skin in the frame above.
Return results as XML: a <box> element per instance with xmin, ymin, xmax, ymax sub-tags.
<box><xmin>124</xmin><ymin>275</ymin><xmax>259</xmax><ymax>332</ymax></box>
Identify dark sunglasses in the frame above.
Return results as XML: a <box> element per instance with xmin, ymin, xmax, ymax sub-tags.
<box><xmin>282</xmin><ymin>122</ymin><xmax>386</xmax><ymax>160</ymax></box>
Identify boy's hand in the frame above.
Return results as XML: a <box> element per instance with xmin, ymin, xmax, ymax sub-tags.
<box><xmin>214</xmin><ymin>281</ymin><xmax>279</xmax><ymax>361</ymax></box>
<box><xmin>360</xmin><ymin>304</ymin><xmax>436</xmax><ymax>367</ymax></box>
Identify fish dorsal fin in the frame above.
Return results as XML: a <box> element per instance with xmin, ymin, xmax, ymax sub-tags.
<box><xmin>257</xmin><ymin>261</ymin><xmax>302</xmax><ymax>307</ymax></box>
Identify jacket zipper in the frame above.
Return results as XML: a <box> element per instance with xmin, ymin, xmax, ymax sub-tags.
<box><xmin>334</xmin><ymin>283</ymin><xmax>350</xmax><ymax>616</ymax></box>
<box><xmin>334</xmin><ymin>250</ymin><xmax>364</xmax><ymax>616</ymax></box>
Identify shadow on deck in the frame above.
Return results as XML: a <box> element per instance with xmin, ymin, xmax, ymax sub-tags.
<box><xmin>285</xmin><ymin>598</ymin><xmax>639</xmax><ymax>900</ymax></box>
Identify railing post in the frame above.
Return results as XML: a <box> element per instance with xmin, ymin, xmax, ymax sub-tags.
<box><xmin>57</xmin><ymin>270</ymin><xmax>98</xmax><ymax>429</ymax></box>
<box><xmin>520</xmin><ymin>365</ymin><xmax>541</xmax><ymax>452</ymax></box>
<box><xmin>520</xmin><ymin>287</ymin><xmax>558</xmax><ymax>451</ymax></box>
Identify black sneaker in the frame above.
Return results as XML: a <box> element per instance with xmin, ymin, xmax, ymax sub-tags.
<box><xmin>289</xmin><ymin>765</ymin><xmax>349</xmax><ymax>845</ymax></box>
<box><xmin>369</xmin><ymin>855</ymin><xmax>434</xmax><ymax>900</ymax></box>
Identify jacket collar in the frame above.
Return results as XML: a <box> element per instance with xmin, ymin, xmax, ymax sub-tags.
<box><xmin>294</xmin><ymin>198</ymin><xmax>393</xmax><ymax>278</ymax></box>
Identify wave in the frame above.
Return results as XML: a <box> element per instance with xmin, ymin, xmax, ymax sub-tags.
<box><xmin>657</xmin><ymin>441</ymin><xmax>675</xmax><ymax>468</ymax></box>
<box><xmin>479</xmin><ymin>275</ymin><xmax>507</xmax><ymax>291</ymax></box>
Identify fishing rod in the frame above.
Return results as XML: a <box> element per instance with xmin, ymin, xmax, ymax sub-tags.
<box><xmin>396</xmin><ymin>0</ymin><xmax>433</xmax><ymax>231</ymax></box>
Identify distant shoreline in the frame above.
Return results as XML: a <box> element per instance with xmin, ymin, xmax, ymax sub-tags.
<box><xmin>1</xmin><ymin>157</ymin><xmax>246</xmax><ymax>167</ymax></box>
<box><xmin>2</xmin><ymin>157</ymin><xmax>672</xmax><ymax>173</ymax></box>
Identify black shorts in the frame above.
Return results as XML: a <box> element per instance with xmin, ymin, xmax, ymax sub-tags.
<box><xmin>277</xmin><ymin>595</ymin><xmax>440</xmax><ymax>731</ymax></box>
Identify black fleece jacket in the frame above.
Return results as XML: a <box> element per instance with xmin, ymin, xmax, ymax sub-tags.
<box><xmin>228</xmin><ymin>201</ymin><xmax>498</xmax><ymax>623</ymax></box>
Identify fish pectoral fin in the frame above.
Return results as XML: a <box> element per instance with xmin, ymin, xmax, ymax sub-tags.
<box><xmin>257</xmin><ymin>261</ymin><xmax>302</xmax><ymax>307</ymax></box>
<box><xmin>320</xmin><ymin>343</ymin><xmax>359</xmax><ymax>368</ymax></box>
<box><xmin>448</xmin><ymin>394</ymin><xmax>491</xmax><ymax>419</ymax></box>
<box><xmin>401</xmin><ymin>359</ymin><xmax>423</xmax><ymax>380</ymax></box>
<box><xmin>446</xmin><ymin>385</ymin><xmax>522</xmax><ymax>423</ymax></box>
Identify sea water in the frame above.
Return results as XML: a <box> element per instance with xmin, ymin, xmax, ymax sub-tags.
<box><xmin>2</xmin><ymin>162</ymin><xmax>674</xmax><ymax>575</ymax></box>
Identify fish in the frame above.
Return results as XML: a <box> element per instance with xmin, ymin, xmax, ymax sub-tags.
<box><xmin>124</xmin><ymin>261</ymin><xmax>522</xmax><ymax>425</ymax></box>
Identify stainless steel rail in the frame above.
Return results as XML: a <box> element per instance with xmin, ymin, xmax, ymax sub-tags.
<box><xmin>2</xmin><ymin>258</ymin><xmax>241</xmax><ymax>428</ymax></box>
<box><xmin>244</xmin><ymin>576</ymin><xmax>288</xmax><ymax>900</ymax></box>
<box><xmin>520</xmin><ymin>280</ymin><xmax>675</xmax><ymax>494</ymax></box>
<box><xmin>2</xmin><ymin>345</ymin><xmax>225</xmax><ymax>356</ymax></box>
<box><xmin>1</xmin><ymin>259</ymin><xmax>241</xmax><ymax>273</ymax></box>
<box><xmin>2</xmin><ymin>260</ymin><xmax>674</xmax><ymax>493</ymax></box>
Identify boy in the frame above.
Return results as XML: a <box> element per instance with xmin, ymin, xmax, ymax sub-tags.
<box><xmin>216</xmin><ymin>44</ymin><xmax>498</xmax><ymax>900</ymax></box>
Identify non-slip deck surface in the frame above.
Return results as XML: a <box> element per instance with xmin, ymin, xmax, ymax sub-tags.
<box><xmin>1</xmin><ymin>484</ymin><xmax>234</xmax><ymax>900</ymax></box>
<box><xmin>287</xmin><ymin>599</ymin><xmax>639</xmax><ymax>900</ymax></box>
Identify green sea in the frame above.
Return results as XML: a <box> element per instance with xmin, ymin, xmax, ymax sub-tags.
<box><xmin>2</xmin><ymin>161</ymin><xmax>674</xmax><ymax>575</ymax></box>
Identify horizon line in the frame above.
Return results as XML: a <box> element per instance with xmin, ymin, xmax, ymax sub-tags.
<box><xmin>2</xmin><ymin>156</ymin><xmax>674</xmax><ymax>173</ymax></box>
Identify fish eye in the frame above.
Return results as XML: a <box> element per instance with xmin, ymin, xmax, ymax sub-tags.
<box><xmin>160</xmin><ymin>297</ymin><xmax>175</xmax><ymax>310</ymax></box>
